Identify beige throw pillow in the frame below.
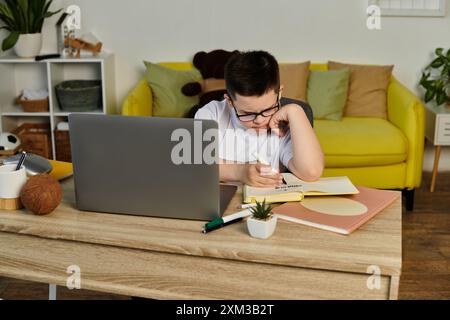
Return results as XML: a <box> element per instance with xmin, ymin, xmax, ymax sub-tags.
<box><xmin>328</xmin><ymin>61</ymin><xmax>394</xmax><ymax>119</ymax></box>
<box><xmin>279</xmin><ymin>61</ymin><xmax>310</xmax><ymax>102</ymax></box>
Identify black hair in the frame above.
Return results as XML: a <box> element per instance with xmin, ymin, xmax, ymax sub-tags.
<box><xmin>224</xmin><ymin>50</ymin><xmax>280</xmax><ymax>100</ymax></box>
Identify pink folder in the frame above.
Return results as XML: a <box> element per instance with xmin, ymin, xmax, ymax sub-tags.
<box><xmin>272</xmin><ymin>186</ymin><xmax>400</xmax><ymax>235</ymax></box>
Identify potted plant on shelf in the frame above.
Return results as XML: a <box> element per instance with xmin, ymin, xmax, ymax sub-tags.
<box><xmin>0</xmin><ymin>0</ymin><xmax>61</xmax><ymax>58</ymax></box>
<box><xmin>247</xmin><ymin>200</ymin><xmax>277</xmax><ymax>239</ymax></box>
<box><xmin>420</xmin><ymin>47</ymin><xmax>450</xmax><ymax>106</ymax></box>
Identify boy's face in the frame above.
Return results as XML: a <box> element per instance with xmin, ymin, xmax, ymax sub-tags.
<box><xmin>225</xmin><ymin>88</ymin><xmax>281</xmax><ymax>131</ymax></box>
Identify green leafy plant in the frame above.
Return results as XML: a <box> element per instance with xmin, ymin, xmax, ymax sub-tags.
<box><xmin>249</xmin><ymin>200</ymin><xmax>273</xmax><ymax>221</ymax></box>
<box><xmin>0</xmin><ymin>0</ymin><xmax>61</xmax><ymax>51</ymax></box>
<box><xmin>420</xmin><ymin>48</ymin><xmax>450</xmax><ymax>106</ymax></box>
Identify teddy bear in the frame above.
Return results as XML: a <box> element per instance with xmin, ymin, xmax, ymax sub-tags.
<box><xmin>182</xmin><ymin>49</ymin><xmax>239</xmax><ymax>118</ymax></box>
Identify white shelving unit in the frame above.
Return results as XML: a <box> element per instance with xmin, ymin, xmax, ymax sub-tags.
<box><xmin>0</xmin><ymin>52</ymin><xmax>116</xmax><ymax>160</ymax></box>
<box><xmin>425</xmin><ymin>102</ymin><xmax>450</xmax><ymax>192</ymax></box>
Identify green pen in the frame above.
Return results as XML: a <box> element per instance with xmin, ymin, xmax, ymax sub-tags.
<box><xmin>202</xmin><ymin>217</ymin><xmax>243</xmax><ymax>234</ymax></box>
<box><xmin>202</xmin><ymin>209</ymin><xmax>252</xmax><ymax>234</ymax></box>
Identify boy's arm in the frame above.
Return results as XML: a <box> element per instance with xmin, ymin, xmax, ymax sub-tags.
<box><xmin>270</xmin><ymin>104</ymin><xmax>324</xmax><ymax>181</ymax></box>
<box><xmin>219</xmin><ymin>162</ymin><xmax>283</xmax><ymax>187</ymax></box>
<box><xmin>219</xmin><ymin>162</ymin><xmax>246</xmax><ymax>182</ymax></box>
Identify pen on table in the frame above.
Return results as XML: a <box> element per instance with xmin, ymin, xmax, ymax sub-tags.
<box><xmin>202</xmin><ymin>217</ymin><xmax>244</xmax><ymax>234</ymax></box>
<box><xmin>240</xmin><ymin>203</ymin><xmax>258</xmax><ymax>209</ymax></box>
<box><xmin>202</xmin><ymin>209</ymin><xmax>252</xmax><ymax>234</ymax></box>
<box><xmin>15</xmin><ymin>151</ymin><xmax>27</xmax><ymax>171</ymax></box>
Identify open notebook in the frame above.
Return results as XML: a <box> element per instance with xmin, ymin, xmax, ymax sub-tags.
<box><xmin>243</xmin><ymin>173</ymin><xmax>359</xmax><ymax>204</ymax></box>
<box><xmin>272</xmin><ymin>186</ymin><xmax>400</xmax><ymax>235</ymax></box>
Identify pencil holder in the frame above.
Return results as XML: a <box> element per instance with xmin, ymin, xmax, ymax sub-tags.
<box><xmin>0</xmin><ymin>165</ymin><xmax>27</xmax><ymax>210</ymax></box>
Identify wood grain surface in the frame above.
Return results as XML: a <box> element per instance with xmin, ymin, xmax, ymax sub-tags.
<box><xmin>0</xmin><ymin>178</ymin><xmax>402</xmax><ymax>299</ymax></box>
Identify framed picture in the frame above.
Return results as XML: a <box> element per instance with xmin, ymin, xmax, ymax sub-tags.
<box><xmin>368</xmin><ymin>0</ymin><xmax>446</xmax><ymax>16</ymax></box>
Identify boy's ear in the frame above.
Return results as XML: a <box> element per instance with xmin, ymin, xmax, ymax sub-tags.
<box><xmin>276</xmin><ymin>85</ymin><xmax>283</xmax><ymax>102</ymax></box>
<box><xmin>224</xmin><ymin>93</ymin><xmax>232</xmax><ymax>106</ymax></box>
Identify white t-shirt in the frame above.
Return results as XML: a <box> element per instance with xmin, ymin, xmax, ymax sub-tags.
<box><xmin>194</xmin><ymin>99</ymin><xmax>293</xmax><ymax>172</ymax></box>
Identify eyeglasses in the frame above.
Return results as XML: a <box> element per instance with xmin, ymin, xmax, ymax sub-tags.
<box><xmin>229</xmin><ymin>95</ymin><xmax>280</xmax><ymax>122</ymax></box>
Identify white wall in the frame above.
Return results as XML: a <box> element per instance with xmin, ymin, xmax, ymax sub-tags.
<box><xmin>52</xmin><ymin>0</ymin><xmax>450</xmax><ymax>110</ymax></box>
<box><xmin>423</xmin><ymin>142</ymin><xmax>450</xmax><ymax>172</ymax></box>
<box><xmin>2</xmin><ymin>0</ymin><xmax>449</xmax><ymax>170</ymax></box>
<box><xmin>58</xmin><ymin>0</ymin><xmax>450</xmax><ymax>171</ymax></box>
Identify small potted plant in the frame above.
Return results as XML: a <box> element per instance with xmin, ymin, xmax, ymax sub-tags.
<box><xmin>419</xmin><ymin>47</ymin><xmax>450</xmax><ymax>106</ymax></box>
<box><xmin>247</xmin><ymin>200</ymin><xmax>277</xmax><ymax>239</ymax></box>
<box><xmin>0</xmin><ymin>0</ymin><xmax>61</xmax><ymax>57</ymax></box>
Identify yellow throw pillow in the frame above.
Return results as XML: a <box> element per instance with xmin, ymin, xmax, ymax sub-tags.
<box><xmin>279</xmin><ymin>61</ymin><xmax>310</xmax><ymax>102</ymax></box>
<box><xmin>328</xmin><ymin>61</ymin><xmax>393</xmax><ymax>119</ymax></box>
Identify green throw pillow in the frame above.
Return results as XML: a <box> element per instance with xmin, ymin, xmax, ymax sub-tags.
<box><xmin>307</xmin><ymin>68</ymin><xmax>350</xmax><ymax>121</ymax></box>
<box><xmin>143</xmin><ymin>61</ymin><xmax>202</xmax><ymax>117</ymax></box>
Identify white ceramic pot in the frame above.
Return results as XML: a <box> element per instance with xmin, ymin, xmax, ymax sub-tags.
<box><xmin>0</xmin><ymin>165</ymin><xmax>27</xmax><ymax>199</ymax></box>
<box><xmin>14</xmin><ymin>33</ymin><xmax>42</xmax><ymax>58</ymax></box>
<box><xmin>246</xmin><ymin>215</ymin><xmax>277</xmax><ymax>239</ymax></box>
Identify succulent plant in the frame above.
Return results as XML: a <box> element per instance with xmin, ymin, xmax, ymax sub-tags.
<box><xmin>249</xmin><ymin>199</ymin><xmax>273</xmax><ymax>221</ymax></box>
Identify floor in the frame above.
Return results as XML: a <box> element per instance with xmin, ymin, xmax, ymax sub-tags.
<box><xmin>399</xmin><ymin>171</ymin><xmax>450</xmax><ymax>299</ymax></box>
<box><xmin>0</xmin><ymin>171</ymin><xmax>449</xmax><ymax>300</ymax></box>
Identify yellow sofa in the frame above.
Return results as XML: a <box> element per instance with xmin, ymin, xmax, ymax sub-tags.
<box><xmin>122</xmin><ymin>63</ymin><xmax>425</xmax><ymax>210</ymax></box>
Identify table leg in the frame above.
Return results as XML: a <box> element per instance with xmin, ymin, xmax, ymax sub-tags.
<box><xmin>49</xmin><ymin>284</ymin><xmax>57</xmax><ymax>300</ymax></box>
<box><xmin>389</xmin><ymin>275</ymin><xmax>400</xmax><ymax>300</ymax></box>
<box><xmin>430</xmin><ymin>145</ymin><xmax>441</xmax><ymax>192</ymax></box>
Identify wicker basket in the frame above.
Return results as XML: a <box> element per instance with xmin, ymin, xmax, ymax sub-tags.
<box><xmin>12</xmin><ymin>123</ymin><xmax>51</xmax><ymax>158</ymax></box>
<box><xmin>16</xmin><ymin>95</ymin><xmax>49</xmax><ymax>112</ymax></box>
<box><xmin>55</xmin><ymin>80</ymin><xmax>102</xmax><ymax>112</ymax></box>
<box><xmin>55</xmin><ymin>129</ymin><xmax>72</xmax><ymax>162</ymax></box>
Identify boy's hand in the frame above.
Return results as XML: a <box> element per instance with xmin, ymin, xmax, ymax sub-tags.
<box><xmin>241</xmin><ymin>163</ymin><xmax>283</xmax><ymax>187</ymax></box>
<box><xmin>268</xmin><ymin>104</ymin><xmax>299</xmax><ymax>137</ymax></box>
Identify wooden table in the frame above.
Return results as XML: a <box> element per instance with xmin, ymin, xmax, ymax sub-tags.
<box><xmin>0</xmin><ymin>179</ymin><xmax>402</xmax><ymax>300</ymax></box>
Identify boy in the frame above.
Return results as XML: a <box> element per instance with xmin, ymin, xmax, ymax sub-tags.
<box><xmin>195</xmin><ymin>51</ymin><xmax>324</xmax><ymax>187</ymax></box>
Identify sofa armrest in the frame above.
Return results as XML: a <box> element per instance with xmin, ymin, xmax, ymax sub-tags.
<box><xmin>121</xmin><ymin>78</ymin><xmax>153</xmax><ymax>116</ymax></box>
<box><xmin>387</xmin><ymin>77</ymin><xmax>425</xmax><ymax>189</ymax></box>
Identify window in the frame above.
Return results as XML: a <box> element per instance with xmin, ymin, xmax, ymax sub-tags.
<box><xmin>368</xmin><ymin>0</ymin><xmax>446</xmax><ymax>16</ymax></box>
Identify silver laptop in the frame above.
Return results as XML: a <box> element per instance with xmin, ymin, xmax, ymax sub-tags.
<box><xmin>68</xmin><ymin>114</ymin><xmax>236</xmax><ymax>221</ymax></box>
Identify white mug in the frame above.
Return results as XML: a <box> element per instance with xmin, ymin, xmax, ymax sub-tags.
<box><xmin>0</xmin><ymin>165</ymin><xmax>27</xmax><ymax>199</ymax></box>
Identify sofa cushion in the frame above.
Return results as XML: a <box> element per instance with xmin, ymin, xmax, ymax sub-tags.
<box><xmin>314</xmin><ymin>117</ymin><xmax>408</xmax><ymax>167</ymax></box>
<box><xmin>122</xmin><ymin>78</ymin><xmax>153</xmax><ymax>116</ymax></box>
<box><xmin>328</xmin><ymin>61</ymin><xmax>393</xmax><ymax>119</ymax></box>
<box><xmin>307</xmin><ymin>69</ymin><xmax>350</xmax><ymax>121</ymax></box>
<box><xmin>279</xmin><ymin>61</ymin><xmax>310</xmax><ymax>101</ymax></box>
<box><xmin>144</xmin><ymin>61</ymin><xmax>202</xmax><ymax>117</ymax></box>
